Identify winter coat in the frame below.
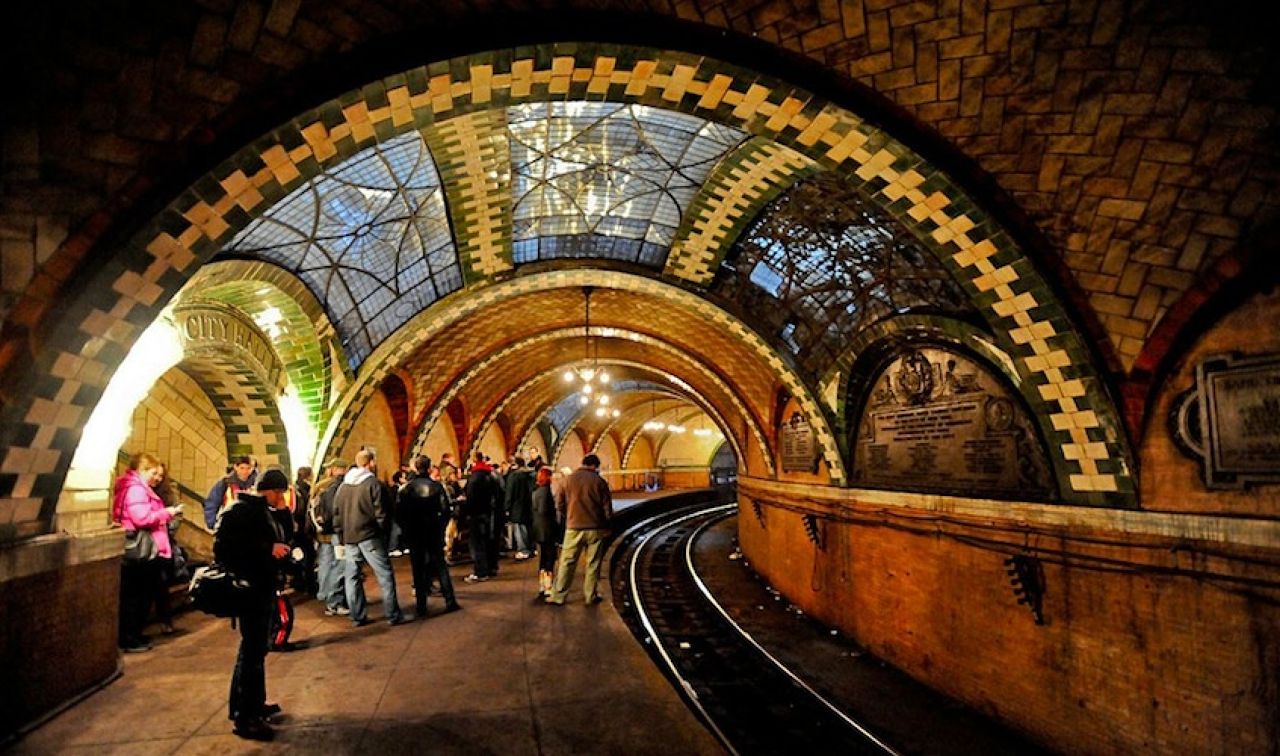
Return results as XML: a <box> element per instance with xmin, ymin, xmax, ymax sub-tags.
<box><xmin>203</xmin><ymin>471</ymin><xmax>256</xmax><ymax>529</ymax></box>
<box><xmin>531</xmin><ymin>483</ymin><xmax>560</xmax><ymax>544</ymax></box>
<box><xmin>116</xmin><ymin>469</ymin><xmax>173</xmax><ymax>558</ymax></box>
<box><xmin>504</xmin><ymin>467</ymin><xmax>535</xmax><ymax>525</ymax></box>
<box><xmin>396</xmin><ymin>473</ymin><xmax>447</xmax><ymax>542</ymax></box>
<box><xmin>213</xmin><ymin>492</ymin><xmax>280</xmax><ymax>595</ymax></box>
<box><xmin>556</xmin><ymin>467</ymin><xmax>613</xmax><ymax>530</ymax></box>
<box><xmin>333</xmin><ymin>467</ymin><xmax>388</xmax><ymax>545</ymax></box>
<box><xmin>463</xmin><ymin>466</ymin><xmax>501</xmax><ymax>521</ymax></box>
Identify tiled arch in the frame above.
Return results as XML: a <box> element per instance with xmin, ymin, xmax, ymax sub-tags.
<box><xmin>1</xmin><ymin>43</ymin><xmax>1135</xmax><ymax>536</ymax></box>
<box><xmin>182</xmin><ymin>260</ymin><xmax>346</xmax><ymax>437</ymax></box>
<box><xmin>177</xmin><ymin>352</ymin><xmax>291</xmax><ymax>475</ymax></box>
<box><xmin>457</xmin><ymin>358</ymin><xmax>757</xmax><ymax>477</ymax></box>
<box><xmin>406</xmin><ymin>325</ymin><xmax>772</xmax><ymax>468</ymax></box>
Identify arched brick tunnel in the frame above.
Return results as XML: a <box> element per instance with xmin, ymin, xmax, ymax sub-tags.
<box><xmin>1</xmin><ymin>3</ymin><xmax>1278</xmax><ymax>752</ymax></box>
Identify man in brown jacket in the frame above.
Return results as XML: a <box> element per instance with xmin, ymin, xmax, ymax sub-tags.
<box><xmin>546</xmin><ymin>454</ymin><xmax>614</xmax><ymax>606</ymax></box>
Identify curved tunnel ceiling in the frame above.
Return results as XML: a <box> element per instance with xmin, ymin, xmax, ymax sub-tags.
<box><xmin>25</xmin><ymin>42</ymin><xmax>1137</xmax><ymax>514</ymax></box>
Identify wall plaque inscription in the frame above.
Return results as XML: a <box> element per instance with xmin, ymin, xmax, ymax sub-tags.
<box><xmin>781</xmin><ymin>410</ymin><xmax>819</xmax><ymax>473</ymax></box>
<box><xmin>852</xmin><ymin>347</ymin><xmax>1054</xmax><ymax>498</ymax></box>
<box><xmin>1194</xmin><ymin>353</ymin><xmax>1280</xmax><ymax>488</ymax></box>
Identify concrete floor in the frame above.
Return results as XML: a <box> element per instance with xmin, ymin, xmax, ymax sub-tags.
<box><xmin>9</xmin><ymin>551</ymin><xmax>720</xmax><ymax>755</ymax></box>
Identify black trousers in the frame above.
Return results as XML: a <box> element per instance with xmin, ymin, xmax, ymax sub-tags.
<box><xmin>229</xmin><ymin>593</ymin><xmax>272</xmax><ymax>723</ymax></box>
<box><xmin>467</xmin><ymin>516</ymin><xmax>494</xmax><ymax>577</ymax></box>
<box><xmin>406</xmin><ymin>532</ymin><xmax>457</xmax><ymax>612</ymax></box>
<box><xmin>119</xmin><ymin>558</ymin><xmax>160</xmax><ymax>646</ymax></box>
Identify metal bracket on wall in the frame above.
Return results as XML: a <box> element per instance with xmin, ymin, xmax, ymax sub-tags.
<box><xmin>802</xmin><ymin>513</ymin><xmax>824</xmax><ymax>551</ymax></box>
<box><xmin>1003</xmin><ymin>553</ymin><xmax>1046</xmax><ymax>625</ymax></box>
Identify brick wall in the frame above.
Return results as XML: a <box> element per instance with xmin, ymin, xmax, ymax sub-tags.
<box><xmin>1141</xmin><ymin>287</ymin><xmax>1280</xmax><ymax>516</ymax></box>
<box><xmin>0</xmin><ymin>555</ymin><xmax>119</xmax><ymax>738</ymax></box>
<box><xmin>737</xmin><ymin>483</ymin><xmax>1280</xmax><ymax>754</ymax></box>
<box><xmin>121</xmin><ymin>367</ymin><xmax>227</xmax><ymax>504</ymax></box>
<box><xmin>337</xmin><ymin>390</ymin><xmax>399</xmax><ymax>474</ymax></box>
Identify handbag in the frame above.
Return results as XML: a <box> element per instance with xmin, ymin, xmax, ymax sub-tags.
<box><xmin>123</xmin><ymin>528</ymin><xmax>159</xmax><ymax>562</ymax></box>
<box><xmin>188</xmin><ymin>563</ymin><xmax>252</xmax><ymax>618</ymax></box>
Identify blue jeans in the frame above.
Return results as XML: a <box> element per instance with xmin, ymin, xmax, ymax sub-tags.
<box><xmin>343</xmin><ymin>538</ymin><xmax>402</xmax><ymax>624</ymax></box>
<box><xmin>510</xmin><ymin>522</ymin><xmax>531</xmax><ymax>553</ymax></box>
<box><xmin>316</xmin><ymin>540</ymin><xmax>346</xmax><ymax>610</ymax></box>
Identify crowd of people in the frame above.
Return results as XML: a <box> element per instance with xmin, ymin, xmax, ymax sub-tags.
<box><xmin>113</xmin><ymin>445</ymin><xmax>614</xmax><ymax>741</ymax></box>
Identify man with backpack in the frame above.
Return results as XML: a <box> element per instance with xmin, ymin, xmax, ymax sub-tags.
<box><xmin>213</xmin><ymin>468</ymin><xmax>292</xmax><ymax>741</ymax></box>
<box><xmin>308</xmin><ymin>458</ymin><xmax>349</xmax><ymax>617</ymax></box>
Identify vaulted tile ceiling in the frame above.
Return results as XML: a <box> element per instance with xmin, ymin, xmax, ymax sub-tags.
<box><xmin>220</xmin><ymin>101</ymin><xmax>969</xmax><ymax>377</ymax></box>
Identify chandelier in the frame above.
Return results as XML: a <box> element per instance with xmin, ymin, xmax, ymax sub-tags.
<box><xmin>564</xmin><ymin>287</ymin><xmax>620</xmax><ymax>419</ymax></box>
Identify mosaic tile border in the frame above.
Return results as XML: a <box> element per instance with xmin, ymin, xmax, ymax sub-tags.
<box><xmin>2</xmin><ymin>43</ymin><xmax>1136</xmax><ymax>536</ymax></box>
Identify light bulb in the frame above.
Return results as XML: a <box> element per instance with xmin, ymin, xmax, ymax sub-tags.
<box><xmin>563</xmin><ymin>371</ymin><xmax>575</xmax><ymax>383</ymax></box>
<box><xmin>581</xmin><ymin>368</ymin><xmax>596</xmax><ymax>382</ymax></box>
<box><xmin>582</xmin><ymin>384</ymin><xmax>593</xmax><ymax>395</ymax></box>
<box><xmin>612</xmin><ymin>409</ymin><xmax>621</xmax><ymax>418</ymax></box>
<box><xmin>599</xmin><ymin>371</ymin><xmax>610</xmax><ymax>384</ymax></box>
<box><xmin>598</xmin><ymin>394</ymin><xmax>609</xmax><ymax>405</ymax></box>
<box><xmin>579</xmin><ymin>395</ymin><xmax>590</xmax><ymax>406</ymax></box>
<box><xmin>595</xmin><ymin>407</ymin><xmax>607</xmax><ymax>417</ymax></box>
<box><xmin>694</xmin><ymin>428</ymin><xmax>712</xmax><ymax>436</ymax></box>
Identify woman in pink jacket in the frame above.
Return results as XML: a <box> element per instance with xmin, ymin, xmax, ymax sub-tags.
<box><xmin>115</xmin><ymin>452</ymin><xmax>178</xmax><ymax>653</ymax></box>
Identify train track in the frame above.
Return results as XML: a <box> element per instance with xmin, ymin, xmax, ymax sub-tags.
<box><xmin>610</xmin><ymin>500</ymin><xmax>899</xmax><ymax>756</ymax></box>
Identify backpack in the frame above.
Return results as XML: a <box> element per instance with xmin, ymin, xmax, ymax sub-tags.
<box><xmin>311</xmin><ymin>483</ymin><xmax>339</xmax><ymax>534</ymax></box>
<box><xmin>188</xmin><ymin>563</ymin><xmax>252</xmax><ymax>618</ymax></box>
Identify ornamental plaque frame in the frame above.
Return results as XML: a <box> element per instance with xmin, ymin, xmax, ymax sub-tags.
<box><xmin>1194</xmin><ymin>352</ymin><xmax>1280</xmax><ymax>489</ymax></box>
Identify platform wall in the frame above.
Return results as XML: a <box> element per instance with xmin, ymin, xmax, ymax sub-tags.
<box><xmin>736</xmin><ymin>481</ymin><xmax>1280</xmax><ymax>754</ymax></box>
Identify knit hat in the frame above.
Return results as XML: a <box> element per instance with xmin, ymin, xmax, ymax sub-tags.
<box><xmin>257</xmin><ymin>468</ymin><xmax>290</xmax><ymax>491</ymax></box>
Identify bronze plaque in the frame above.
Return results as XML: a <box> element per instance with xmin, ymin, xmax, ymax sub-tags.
<box><xmin>852</xmin><ymin>347</ymin><xmax>1054</xmax><ymax>498</ymax></box>
<box><xmin>1196</xmin><ymin>353</ymin><xmax>1280</xmax><ymax>488</ymax></box>
<box><xmin>781</xmin><ymin>410</ymin><xmax>819</xmax><ymax>473</ymax></box>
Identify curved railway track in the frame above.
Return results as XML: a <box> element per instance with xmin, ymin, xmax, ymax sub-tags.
<box><xmin>610</xmin><ymin>500</ymin><xmax>899</xmax><ymax>756</ymax></box>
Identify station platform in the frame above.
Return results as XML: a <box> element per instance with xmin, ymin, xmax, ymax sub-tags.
<box><xmin>9</xmin><ymin>497</ymin><xmax>1033</xmax><ymax>755</ymax></box>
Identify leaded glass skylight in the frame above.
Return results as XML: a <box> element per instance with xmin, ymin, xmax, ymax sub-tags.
<box><xmin>507</xmin><ymin>102</ymin><xmax>746</xmax><ymax>268</ymax></box>
<box><xmin>712</xmin><ymin>172</ymin><xmax>973</xmax><ymax>379</ymax></box>
<box><xmin>223</xmin><ymin>132</ymin><xmax>462</xmax><ymax>367</ymax></box>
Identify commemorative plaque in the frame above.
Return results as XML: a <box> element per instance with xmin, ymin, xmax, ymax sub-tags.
<box><xmin>851</xmin><ymin>346</ymin><xmax>1055</xmax><ymax>499</ymax></box>
<box><xmin>781</xmin><ymin>410</ymin><xmax>819</xmax><ymax>473</ymax></box>
<box><xmin>1190</xmin><ymin>353</ymin><xmax>1280</xmax><ymax>488</ymax></box>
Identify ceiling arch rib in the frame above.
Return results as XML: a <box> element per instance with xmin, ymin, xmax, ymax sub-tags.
<box><xmin>402</xmin><ymin>323</ymin><xmax>766</xmax><ymax>457</ymax></box>
<box><xmin>449</xmin><ymin>359</ymin><xmax>757</xmax><ymax>476</ymax></box>
<box><xmin>323</xmin><ymin>271</ymin><xmax>833</xmax><ymax>481</ymax></box>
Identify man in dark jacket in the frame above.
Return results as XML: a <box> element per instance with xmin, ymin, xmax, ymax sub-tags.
<box><xmin>463</xmin><ymin>452</ymin><xmax>501</xmax><ymax>582</ymax></box>
<box><xmin>214</xmin><ymin>468</ymin><xmax>292</xmax><ymax>741</ymax></box>
<box><xmin>546</xmin><ymin>454</ymin><xmax>614</xmax><ymax>606</ymax></box>
<box><xmin>504</xmin><ymin>457</ymin><xmax>535</xmax><ymax>559</ymax></box>
<box><xmin>334</xmin><ymin>449</ymin><xmax>405</xmax><ymax>626</ymax></box>
<box><xmin>291</xmin><ymin>466</ymin><xmax>315</xmax><ymax>594</ymax></box>
<box><xmin>397</xmin><ymin>455</ymin><xmax>460</xmax><ymax>618</ymax></box>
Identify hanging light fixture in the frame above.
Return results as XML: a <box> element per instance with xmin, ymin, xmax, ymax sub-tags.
<box><xmin>642</xmin><ymin>397</ymin><xmax>666</xmax><ymax>432</ymax></box>
<box><xmin>693</xmin><ymin>413</ymin><xmax>719</xmax><ymax>438</ymax></box>
<box><xmin>563</xmin><ymin>287</ymin><xmax>614</xmax><ymax>410</ymax></box>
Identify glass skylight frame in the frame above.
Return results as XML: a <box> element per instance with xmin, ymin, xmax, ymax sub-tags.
<box><xmin>223</xmin><ymin>131</ymin><xmax>463</xmax><ymax>368</ymax></box>
<box><xmin>507</xmin><ymin>101</ymin><xmax>747</xmax><ymax>268</ymax></box>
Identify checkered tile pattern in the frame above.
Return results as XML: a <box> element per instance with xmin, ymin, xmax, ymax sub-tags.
<box><xmin>5</xmin><ymin>44</ymin><xmax>1138</xmax><ymax>538</ymax></box>
<box><xmin>665</xmin><ymin>138</ymin><xmax>817</xmax><ymax>283</ymax></box>
<box><xmin>422</xmin><ymin>110</ymin><xmax>514</xmax><ymax>280</ymax></box>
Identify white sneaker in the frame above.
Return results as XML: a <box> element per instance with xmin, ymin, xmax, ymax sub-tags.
<box><xmin>389</xmin><ymin>550</ymin><xmax>404</xmax><ymax>557</ymax></box>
